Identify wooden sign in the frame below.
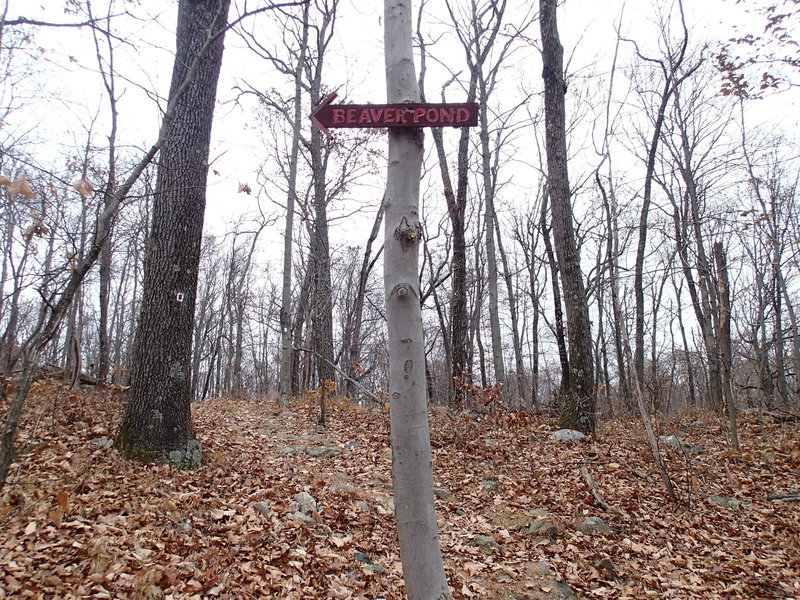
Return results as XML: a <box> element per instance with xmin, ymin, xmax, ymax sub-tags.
<box><xmin>310</xmin><ymin>93</ymin><xmax>478</xmax><ymax>138</ymax></box>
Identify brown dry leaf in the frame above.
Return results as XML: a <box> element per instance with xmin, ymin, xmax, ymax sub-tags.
<box><xmin>462</xmin><ymin>561</ymin><xmax>485</xmax><ymax>576</ymax></box>
<box><xmin>8</xmin><ymin>174</ymin><xmax>35</xmax><ymax>198</ymax></box>
<box><xmin>73</xmin><ymin>178</ymin><xmax>94</xmax><ymax>198</ymax></box>
<box><xmin>56</xmin><ymin>490</ymin><xmax>69</xmax><ymax>512</ymax></box>
<box><xmin>1</xmin><ymin>391</ymin><xmax>798</xmax><ymax>600</ymax></box>
<box><xmin>49</xmin><ymin>508</ymin><xmax>63</xmax><ymax>528</ymax></box>
<box><xmin>0</xmin><ymin>175</ymin><xmax>12</xmax><ymax>186</ymax></box>
<box><xmin>161</xmin><ymin>566</ymin><xmax>179</xmax><ymax>587</ymax></box>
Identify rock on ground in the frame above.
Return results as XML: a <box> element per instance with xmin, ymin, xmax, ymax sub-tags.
<box><xmin>552</xmin><ymin>429</ymin><xmax>586</xmax><ymax>442</ymax></box>
<box><xmin>707</xmin><ymin>495</ymin><xmax>748</xmax><ymax>510</ymax></box>
<box><xmin>292</xmin><ymin>491</ymin><xmax>317</xmax><ymax>515</ymax></box>
<box><xmin>579</xmin><ymin>516</ymin><xmax>618</xmax><ymax>535</ymax></box>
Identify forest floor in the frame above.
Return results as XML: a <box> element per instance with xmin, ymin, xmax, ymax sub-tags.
<box><xmin>0</xmin><ymin>381</ymin><xmax>799</xmax><ymax>599</ymax></box>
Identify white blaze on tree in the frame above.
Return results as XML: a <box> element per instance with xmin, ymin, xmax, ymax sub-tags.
<box><xmin>383</xmin><ymin>0</ymin><xmax>452</xmax><ymax>598</ymax></box>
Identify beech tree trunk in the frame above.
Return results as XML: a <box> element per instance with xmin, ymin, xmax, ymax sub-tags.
<box><xmin>540</xmin><ymin>0</ymin><xmax>596</xmax><ymax>432</ymax></box>
<box><xmin>478</xmin><ymin>87</ymin><xmax>505</xmax><ymax>389</ymax></box>
<box><xmin>277</xmin><ymin>1</ymin><xmax>308</xmax><ymax>408</ymax></box>
<box><xmin>384</xmin><ymin>1</ymin><xmax>451</xmax><ymax>597</ymax></box>
<box><xmin>116</xmin><ymin>0</ymin><xmax>230</xmax><ymax>468</ymax></box>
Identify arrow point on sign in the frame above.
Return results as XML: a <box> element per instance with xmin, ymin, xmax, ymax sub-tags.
<box><xmin>310</xmin><ymin>92</ymin><xmax>338</xmax><ymax>140</ymax></box>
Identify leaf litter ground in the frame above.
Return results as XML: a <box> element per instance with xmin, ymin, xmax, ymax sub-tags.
<box><xmin>1</xmin><ymin>383</ymin><xmax>798</xmax><ymax>599</ymax></box>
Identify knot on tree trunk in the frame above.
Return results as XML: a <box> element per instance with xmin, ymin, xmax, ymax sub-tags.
<box><xmin>394</xmin><ymin>216</ymin><xmax>422</xmax><ymax>252</ymax></box>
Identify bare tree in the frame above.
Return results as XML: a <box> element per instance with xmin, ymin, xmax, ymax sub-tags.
<box><xmin>417</xmin><ymin>2</ymin><xmax>475</xmax><ymax>408</ymax></box>
<box><xmin>116</xmin><ymin>0</ymin><xmax>232</xmax><ymax>468</ymax></box>
<box><xmin>384</xmin><ymin>0</ymin><xmax>451</xmax><ymax>596</ymax></box>
<box><xmin>624</xmin><ymin>0</ymin><xmax>701</xmax><ymax>386</ymax></box>
<box><xmin>539</xmin><ymin>0</ymin><xmax>596</xmax><ymax>432</ymax></box>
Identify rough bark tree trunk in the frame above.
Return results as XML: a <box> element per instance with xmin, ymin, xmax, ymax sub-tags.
<box><xmin>714</xmin><ymin>241</ymin><xmax>738</xmax><ymax>450</ymax></box>
<box><xmin>540</xmin><ymin>194</ymin><xmax>569</xmax><ymax>396</ymax></box>
<box><xmin>540</xmin><ymin>0</ymin><xmax>596</xmax><ymax>432</ymax></box>
<box><xmin>632</xmin><ymin>0</ymin><xmax>697</xmax><ymax>386</ymax></box>
<box><xmin>344</xmin><ymin>199</ymin><xmax>384</xmax><ymax>399</ymax></box>
<box><xmin>422</xmin><ymin>72</ymin><xmax>474</xmax><ymax>407</ymax></box>
<box><xmin>596</xmin><ymin>173</ymin><xmax>630</xmax><ymax>409</ymax></box>
<box><xmin>479</xmin><ymin>89</ymin><xmax>505</xmax><ymax>389</ymax></box>
<box><xmin>307</xmin><ymin>7</ymin><xmax>336</xmax><ymax>416</ymax></box>
<box><xmin>495</xmin><ymin>215</ymin><xmax>527</xmax><ymax>405</ymax></box>
<box><xmin>97</xmin><ymin>66</ymin><xmax>118</xmax><ymax>384</ymax></box>
<box><xmin>116</xmin><ymin>0</ymin><xmax>231</xmax><ymax>468</ymax></box>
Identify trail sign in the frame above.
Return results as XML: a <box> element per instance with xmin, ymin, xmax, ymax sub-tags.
<box><xmin>310</xmin><ymin>92</ymin><xmax>478</xmax><ymax>138</ymax></box>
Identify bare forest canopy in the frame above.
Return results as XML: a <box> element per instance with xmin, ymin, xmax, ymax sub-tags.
<box><xmin>1</xmin><ymin>0</ymin><xmax>798</xmax><ymax>415</ymax></box>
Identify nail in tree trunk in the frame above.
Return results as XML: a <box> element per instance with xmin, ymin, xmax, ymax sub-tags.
<box><xmin>116</xmin><ymin>0</ymin><xmax>231</xmax><ymax>468</ymax></box>
<box><xmin>539</xmin><ymin>0</ymin><xmax>596</xmax><ymax>432</ymax></box>
<box><xmin>384</xmin><ymin>0</ymin><xmax>452</xmax><ymax>597</ymax></box>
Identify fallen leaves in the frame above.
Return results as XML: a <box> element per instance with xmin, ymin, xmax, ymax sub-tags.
<box><xmin>0</xmin><ymin>387</ymin><xmax>798</xmax><ymax>599</ymax></box>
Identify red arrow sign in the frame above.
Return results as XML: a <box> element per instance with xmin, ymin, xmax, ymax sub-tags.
<box><xmin>310</xmin><ymin>93</ymin><xmax>478</xmax><ymax>138</ymax></box>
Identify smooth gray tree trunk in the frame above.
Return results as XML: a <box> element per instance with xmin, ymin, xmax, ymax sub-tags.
<box><xmin>384</xmin><ymin>1</ymin><xmax>451</xmax><ymax>598</ymax></box>
<box><xmin>278</xmin><ymin>3</ymin><xmax>309</xmax><ymax>407</ymax></box>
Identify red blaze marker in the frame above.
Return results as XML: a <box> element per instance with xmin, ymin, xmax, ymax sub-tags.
<box><xmin>310</xmin><ymin>93</ymin><xmax>478</xmax><ymax>139</ymax></box>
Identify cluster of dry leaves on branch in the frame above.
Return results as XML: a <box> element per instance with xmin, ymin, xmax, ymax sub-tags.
<box><xmin>0</xmin><ymin>381</ymin><xmax>798</xmax><ymax>599</ymax></box>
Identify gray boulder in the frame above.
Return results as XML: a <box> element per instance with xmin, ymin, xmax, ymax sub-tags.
<box><xmin>594</xmin><ymin>557</ymin><xmax>618</xmax><ymax>576</ymax></box>
<box><xmin>578</xmin><ymin>516</ymin><xmax>617</xmax><ymax>535</ymax></box>
<box><xmin>289</xmin><ymin>511</ymin><xmax>316</xmax><ymax>525</ymax></box>
<box><xmin>292</xmin><ymin>491</ymin><xmax>317</xmax><ymax>515</ymax></box>
<box><xmin>433</xmin><ymin>487</ymin><xmax>453</xmax><ymax>500</ymax></box>
<box><xmin>254</xmin><ymin>501</ymin><xmax>271</xmax><ymax>518</ymax></box>
<box><xmin>554</xmin><ymin>581</ymin><xmax>575</xmax><ymax>599</ymax></box>
<box><xmin>354</xmin><ymin>552</ymin><xmax>387</xmax><ymax>574</ymax></box>
<box><xmin>659</xmin><ymin>434</ymin><xmax>703</xmax><ymax>454</ymax></box>
<box><xmin>470</xmin><ymin>535</ymin><xmax>500</xmax><ymax>551</ymax></box>
<box><xmin>707</xmin><ymin>495</ymin><xmax>748</xmax><ymax>510</ymax></box>
<box><xmin>552</xmin><ymin>429</ymin><xmax>586</xmax><ymax>442</ymax></box>
<box><xmin>526</xmin><ymin>520</ymin><xmax>557</xmax><ymax>540</ymax></box>
<box><xmin>481</xmin><ymin>479</ymin><xmax>498</xmax><ymax>492</ymax></box>
<box><xmin>306</xmin><ymin>445</ymin><xmax>342</xmax><ymax>458</ymax></box>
